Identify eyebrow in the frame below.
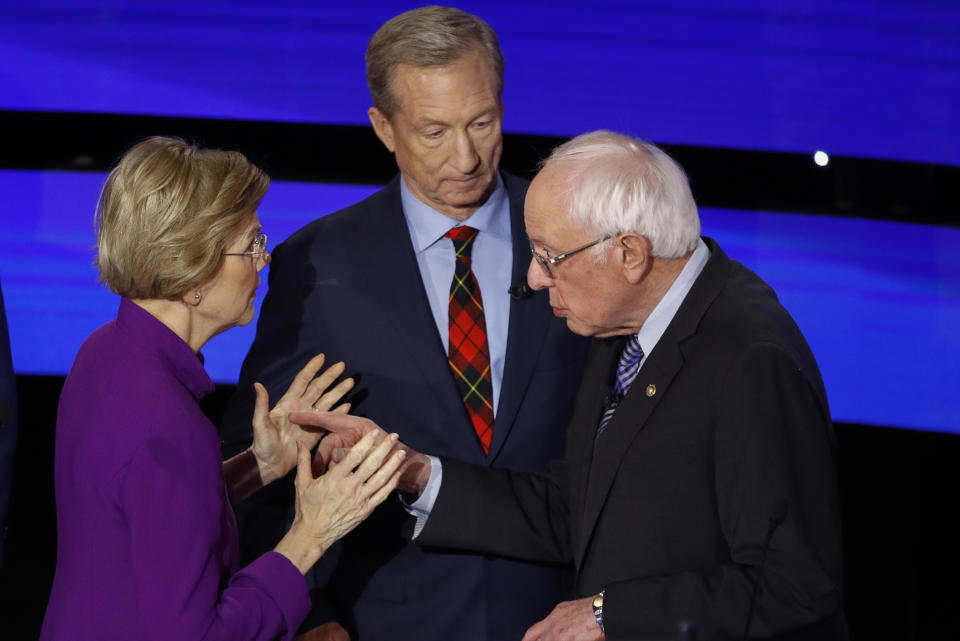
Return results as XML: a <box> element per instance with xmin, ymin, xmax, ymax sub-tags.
<box><xmin>414</xmin><ymin>108</ymin><xmax>499</xmax><ymax>129</ymax></box>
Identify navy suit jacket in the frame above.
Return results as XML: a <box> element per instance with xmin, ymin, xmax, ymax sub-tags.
<box><xmin>221</xmin><ymin>173</ymin><xmax>588</xmax><ymax>640</ymax></box>
<box><xmin>417</xmin><ymin>239</ymin><xmax>847</xmax><ymax>640</ymax></box>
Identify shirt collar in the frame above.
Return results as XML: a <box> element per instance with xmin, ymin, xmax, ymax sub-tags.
<box><xmin>636</xmin><ymin>237</ymin><xmax>711</xmax><ymax>357</ymax></box>
<box><xmin>400</xmin><ymin>173</ymin><xmax>510</xmax><ymax>253</ymax></box>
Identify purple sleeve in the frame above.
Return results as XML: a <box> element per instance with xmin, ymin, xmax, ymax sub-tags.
<box><xmin>119</xmin><ymin>432</ymin><xmax>309</xmax><ymax>641</ymax></box>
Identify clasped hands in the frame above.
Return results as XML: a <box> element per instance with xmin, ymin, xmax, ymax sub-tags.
<box><xmin>285</xmin><ymin>410</ymin><xmax>605</xmax><ymax>641</ymax></box>
<box><xmin>254</xmin><ymin>354</ymin><xmax>406</xmax><ymax>578</ymax></box>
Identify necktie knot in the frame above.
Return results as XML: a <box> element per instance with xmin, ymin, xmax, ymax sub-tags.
<box><xmin>597</xmin><ymin>334</ymin><xmax>644</xmax><ymax>437</ymax></box>
<box><xmin>445</xmin><ymin>226</ymin><xmax>479</xmax><ymax>261</ymax></box>
<box><xmin>613</xmin><ymin>334</ymin><xmax>644</xmax><ymax>396</ymax></box>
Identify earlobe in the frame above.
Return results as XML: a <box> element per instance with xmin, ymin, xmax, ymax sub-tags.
<box><xmin>183</xmin><ymin>291</ymin><xmax>202</xmax><ymax>307</ymax></box>
<box><xmin>368</xmin><ymin>107</ymin><xmax>396</xmax><ymax>153</ymax></box>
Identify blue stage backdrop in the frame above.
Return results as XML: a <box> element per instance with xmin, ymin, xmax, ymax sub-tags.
<box><xmin>1</xmin><ymin>2</ymin><xmax>958</xmax><ymax>435</ymax></box>
<box><xmin>1</xmin><ymin>0</ymin><xmax>958</xmax><ymax>166</ymax></box>
<box><xmin>2</xmin><ymin>170</ymin><xmax>958</xmax><ymax>434</ymax></box>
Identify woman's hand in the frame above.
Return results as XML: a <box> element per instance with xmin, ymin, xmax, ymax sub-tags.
<box><xmin>250</xmin><ymin>354</ymin><xmax>354</xmax><ymax>486</ymax></box>
<box><xmin>276</xmin><ymin>431</ymin><xmax>405</xmax><ymax>574</ymax></box>
<box><xmin>289</xmin><ymin>411</ymin><xmax>431</xmax><ymax>497</ymax></box>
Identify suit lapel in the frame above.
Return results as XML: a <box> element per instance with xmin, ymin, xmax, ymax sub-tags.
<box><xmin>352</xmin><ymin>178</ymin><xmax>470</xmax><ymax>440</ymax></box>
<box><xmin>487</xmin><ymin>174</ymin><xmax>555</xmax><ymax>461</ymax></box>
<box><xmin>573</xmin><ymin>238</ymin><xmax>732</xmax><ymax>567</ymax></box>
<box><xmin>567</xmin><ymin>336</ymin><xmax>623</xmax><ymax>567</ymax></box>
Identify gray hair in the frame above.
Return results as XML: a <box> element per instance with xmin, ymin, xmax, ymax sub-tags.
<box><xmin>543</xmin><ymin>131</ymin><xmax>701</xmax><ymax>260</ymax></box>
<box><xmin>366</xmin><ymin>5</ymin><xmax>504</xmax><ymax>116</ymax></box>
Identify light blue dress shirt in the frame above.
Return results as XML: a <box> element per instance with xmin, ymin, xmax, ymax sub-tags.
<box><xmin>399</xmin><ymin>174</ymin><xmax>513</xmax><ymax>416</ymax></box>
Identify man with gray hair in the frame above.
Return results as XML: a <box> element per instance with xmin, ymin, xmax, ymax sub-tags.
<box><xmin>305</xmin><ymin>131</ymin><xmax>848</xmax><ymax>640</ymax></box>
<box><xmin>222</xmin><ymin>6</ymin><xmax>587</xmax><ymax>641</ymax></box>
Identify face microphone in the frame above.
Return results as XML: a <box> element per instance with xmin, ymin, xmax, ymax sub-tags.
<box><xmin>508</xmin><ymin>284</ymin><xmax>534</xmax><ymax>300</ymax></box>
<box><xmin>742</xmin><ymin>499</ymin><xmax>790</xmax><ymax>640</ymax></box>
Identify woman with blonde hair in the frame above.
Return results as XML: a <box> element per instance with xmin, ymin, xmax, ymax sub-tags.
<box><xmin>40</xmin><ymin>137</ymin><xmax>404</xmax><ymax>641</ymax></box>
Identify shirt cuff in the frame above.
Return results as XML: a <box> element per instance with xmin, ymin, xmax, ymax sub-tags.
<box><xmin>399</xmin><ymin>455</ymin><xmax>442</xmax><ymax>538</ymax></box>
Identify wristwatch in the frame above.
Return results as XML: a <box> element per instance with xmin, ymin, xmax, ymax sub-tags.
<box><xmin>592</xmin><ymin>589</ymin><xmax>605</xmax><ymax>633</ymax></box>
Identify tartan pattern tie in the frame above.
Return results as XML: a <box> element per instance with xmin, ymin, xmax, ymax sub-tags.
<box><xmin>445</xmin><ymin>226</ymin><xmax>494</xmax><ymax>454</ymax></box>
<box><xmin>597</xmin><ymin>334</ymin><xmax>644</xmax><ymax>436</ymax></box>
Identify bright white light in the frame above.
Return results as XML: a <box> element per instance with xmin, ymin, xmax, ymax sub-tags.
<box><xmin>813</xmin><ymin>150</ymin><xmax>829</xmax><ymax>167</ymax></box>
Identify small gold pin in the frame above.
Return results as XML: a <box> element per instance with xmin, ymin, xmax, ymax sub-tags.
<box><xmin>645</xmin><ymin>384</ymin><xmax>657</xmax><ymax>397</ymax></box>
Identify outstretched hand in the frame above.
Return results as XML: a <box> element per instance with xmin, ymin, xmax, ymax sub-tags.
<box><xmin>250</xmin><ymin>354</ymin><xmax>354</xmax><ymax>486</ymax></box>
<box><xmin>288</xmin><ymin>411</ymin><xmax>432</xmax><ymax>497</ymax></box>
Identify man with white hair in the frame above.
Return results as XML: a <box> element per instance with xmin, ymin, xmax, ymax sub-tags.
<box><xmin>305</xmin><ymin>130</ymin><xmax>848</xmax><ymax>640</ymax></box>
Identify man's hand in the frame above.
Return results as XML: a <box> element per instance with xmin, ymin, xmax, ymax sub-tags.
<box><xmin>288</xmin><ymin>412</ymin><xmax>431</xmax><ymax>496</ymax></box>
<box><xmin>521</xmin><ymin>597</ymin><xmax>605</xmax><ymax>641</ymax></box>
<box><xmin>251</xmin><ymin>354</ymin><xmax>354</xmax><ymax>486</ymax></box>
<box><xmin>294</xmin><ymin>622</ymin><xmax>350</xmax><ymax>641</ymax></box>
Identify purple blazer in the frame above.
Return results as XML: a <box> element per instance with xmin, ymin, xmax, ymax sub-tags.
<box><xmin>41</xmin><ymin>298</ymin><xmax>309</xmax><ymax>641</ymax></box>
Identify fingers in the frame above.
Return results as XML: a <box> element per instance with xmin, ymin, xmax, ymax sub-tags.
<box><xmin>252</xmin><ymin>382</ymin><xmax>270</xmax><ymax>428</ymax></box>
<box><xmin>289</xmin><ymin>411</ymin><xmax>379</xmax><ymax>435</ymax></box>
<box><xmin>310</xmin><ymin>375</ymin><xmax>354</xmax><ymax>411</ymax></box>
<box><xmin>365</xmin><ymin>458</ymin><xmax>404</xmax><ymax>507</ymax></box>
<box><xmin>328</xmin><ymin>430</ymin><xmax>383</xmax><ymax>478</ymax></box>
<box><xmin>332</xmin><ymin>402</ymin><xmax>351</xmax><ymax>415</ymax></box>
<box><xmin>311</xmin><ymin>445</ymin><xmax>328</xmax><ymax>476</ymax></box>
<box><xmin>351</xmin><ymin>432</ymin><xmax>400</xmax><ymax>484</ymax></box>
<box><xmin>294</xmin><ymin>440</ymin><xmax>313</xmax><ymax>489</ymax></box>
<box><xmin>304</xmin><ymin>361</ymin><xmax>348</xmax><ymax>404</ymax></box>
<box><xmin>365</xmin><ymin>445</ymin><xmax>405</xmax><ymax>493</ymax></box>
<box><xmin>287</xmin><ymin>353</ymin><xmax>327</xmax><ymax>397</ymax></box>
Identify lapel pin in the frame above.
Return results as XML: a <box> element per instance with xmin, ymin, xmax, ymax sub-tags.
<box><xmin>645</xmin><ymin>384</ymin><xmax>657</xmax><ymax>397</ymax></box>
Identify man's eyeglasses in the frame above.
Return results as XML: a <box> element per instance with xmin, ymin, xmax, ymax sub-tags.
<box><xmin>223</xmin><ymin>232</ymin><xmax>268</xmax><ymax>260</ymax></box>
<box><xmin>529</xmin><ymin>235</ymin><xmax>614</xmax><ymax>279</ymax></box>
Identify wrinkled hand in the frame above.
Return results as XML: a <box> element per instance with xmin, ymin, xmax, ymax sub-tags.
<box><xmin>275</xmin><ymin>431</ymin><xmax>405</xmax><ymax>574</ymax></box>
<box><xmin>521</xmin><ymin>597</ymin><xmax>604</xmax><ymax>641</ymax></box>
<box><xmin>251</xmin><ymin>354</ymin><xmax>354</xmax><ymax>485</ymax></box>
<box><xmin>288</xmin><ymin>412</ymin><xmax>431</xmax><ymax>496</ymax></box>
<box><xmin>294</xmin><ymin>622</ymin><xmax>349</xmax><ymax>641</ymax></box>
<box><xmin>293</xmin><ymin>430</ymin><xmax>404</xmax><ymax>553</ymax></box>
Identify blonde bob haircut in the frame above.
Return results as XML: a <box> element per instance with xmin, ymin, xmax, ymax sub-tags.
<box><xmin>95</xmin><ymin>136</ymin><xmax>269</xmax><ymax>300</ymax></box>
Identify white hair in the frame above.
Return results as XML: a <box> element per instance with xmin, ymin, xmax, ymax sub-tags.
<box><xmin>543</xmin><ymin>130</ymin><xmax>700</xmax><ymax>260</ymax></box>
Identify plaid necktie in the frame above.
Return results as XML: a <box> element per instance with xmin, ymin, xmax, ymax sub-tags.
<box><xmin>445</xmin><ymin>226</ymin><xmax>494</xmax><ymax>454</ymax></box>
<box><xmin>597</xmin><ymin>334</ymin><xmax>644</xmax><ymax>436</ymax></box>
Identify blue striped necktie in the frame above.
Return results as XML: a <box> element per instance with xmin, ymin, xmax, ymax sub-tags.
<box><xmin>597</xmin><ymin>334</ymin><xmax>644</xmax><ymax>436</ymax></box>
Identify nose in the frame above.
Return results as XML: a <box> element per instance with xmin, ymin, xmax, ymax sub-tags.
<box><xmin>451</xmin><ymin>130</ymin><xmax>481</xmax><ymax>174</ymax></box>
<box><xmin>526</xmin><ymin>257</ymin><xmax>552</xmax><ymax>291</ymax></box>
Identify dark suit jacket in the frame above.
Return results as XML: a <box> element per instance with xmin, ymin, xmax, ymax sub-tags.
<box><xmin>417</xmin><ymin>238</ymin><xmax>847</xmax><ymax>641</ymax></box>
<box><xmin>221</xmin><ymin>173</ymin><xmax>588</xmax><ymax>641</ymax></box>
